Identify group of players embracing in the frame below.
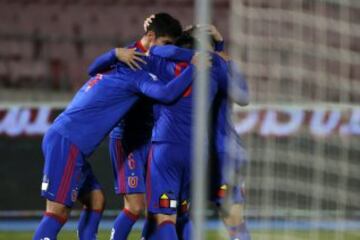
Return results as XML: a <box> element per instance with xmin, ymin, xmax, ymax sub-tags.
<box><xmin>33</xmin><ymin>12</ymin><xmax>251</xmax><ymax>240</ymax></box>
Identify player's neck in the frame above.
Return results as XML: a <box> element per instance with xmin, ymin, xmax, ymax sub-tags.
<box><xmin>139</xmin><ymin>37</ymin><xmax>150</xmax><ymax>51</ymax></box>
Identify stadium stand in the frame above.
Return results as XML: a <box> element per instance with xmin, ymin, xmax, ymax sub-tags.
<box><xmin>0</xmin><ymin>0</ymin><xmax>229</xmax><ymax>91</ymax></box>
<box><xmin>2</xmin><ymin>0</ymin><xmax>358</xmax><ymax>101</ymax></box>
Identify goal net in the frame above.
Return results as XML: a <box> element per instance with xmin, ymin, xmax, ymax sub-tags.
<box><xmin>228</xmin><ymin>0</ymin><xmax>360</xmax><ymax>239</ymax></box>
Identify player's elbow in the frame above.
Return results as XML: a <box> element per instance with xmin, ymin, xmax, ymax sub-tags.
<box><xmin>231</xmin><ymin>90</ymin><xmax>250</xmax><ymax>107</ymax></box>
<box><xmin>161</xmin><ymin>95</ymin><xmax>176</xmax><ymax>104</ymax></box>
<box><xmin>233</xmin><ymin>94</ymin><xmax>250</xmax><ymax>106</ymax></box>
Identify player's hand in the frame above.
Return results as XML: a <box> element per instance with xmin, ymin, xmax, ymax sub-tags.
<box><xmin>184</xmin><ymin>25</ymin><xmax>195</xmax><ymax>34</ymax></box>
<box><xmin>197</xmin><ymin>24</ymin><xmax>223</xmax><ymax>42</ymax></box>
<box><xmin>115</xmin><ymin>48</ymin><xmax>147</xmax><ymax>71</ymax></box>
<box><xmin>144</xmin><ymin>14</ymin><xmax>155</xmax><ymax>32</ymax></box>
<box><xmin>191</xmin><ymin>52</ymin><xmax>212</xmax><ymax>69</ymax></box>
<box><xmin>216</xmin><ymin>51</ymin><xmax>230</xmax><ymax>61</ymax></box>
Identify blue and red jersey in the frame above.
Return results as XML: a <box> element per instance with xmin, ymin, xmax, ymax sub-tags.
<box><xmin>212</xmin><ymin>61</ymin><xmax>249</xmax><ymax>154</ymax></box>
<box><xmin>88</xmin><ymin>41</ymin><xmax>153</xmax><ymax>144</ymax></box>
<box><xmin>149</xmin><ymin>45</ymin><xmax>249</xmax><ymax>147</ymax></box>
<box><xmin>88</xmin><ymin>42</ymin><xmax>181</xmax><ymax>151</ymax></box>
<box><xmin>51</xmin><ymin>57</ymin><xmax>194</xmax><ymax>156</ymax></box>
<box><xmin>148</xmin><ymin>47</ymin><xmax>230</xmax><ymax>144</ymax></box>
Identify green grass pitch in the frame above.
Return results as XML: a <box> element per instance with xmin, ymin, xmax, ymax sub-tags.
<box><xmin>0</xmin><ymin>230</ymin><xmax>359</xmax><ymax>240</ymax></box>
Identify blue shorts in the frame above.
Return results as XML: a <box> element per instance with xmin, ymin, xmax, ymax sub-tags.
<box><xmin>109</xmin><ymin>138</ymin><xmax>149</xmax><ymax>195</ymax></box>
<box><xmin>232</xmin><ymin>182</ymin><xmax>246</xmax><ymax>204</ymax></box>
<box><xmin>210</xmin><ymin>143</ymin><xmax>248</xmax><ymax>205</ymax></box>
<box><xmin>147</xmin><ymin>142</ymin><xmax>191</xmax><ymax>215</ymax></box>
<box><xmin>210</xmin><ymin>178</ymin><xmax>246</xmax><ymax>206</ymax></box>
<box><xmin>41</xmin><ymin>128</ymin><xmax>101</xmax><ymax>208</ymax></box>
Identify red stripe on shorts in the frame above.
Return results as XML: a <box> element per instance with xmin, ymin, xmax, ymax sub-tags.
<box><xmin>146</xmin><ymin>146</ymin><xmax>154</xmax><ymax>206</ymax></box>
<box><xmin>56</xmin><ymin>144</ymin><xmax>79</xmax><ymax>204</ymax></box>
<box><xmin>115</xmin><ymin>139</ymin><xmax>126</xmax><ymax>193</ymax></box>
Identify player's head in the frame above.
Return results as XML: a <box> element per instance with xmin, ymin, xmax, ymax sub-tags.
<box><xmin>175</xmin><ymin>31</ymin><xmax>199</xmax><ymax>50</ymax></box>
<box><xmin>143</xmin><ymin>13</ymin><xmax>182</xmax><ymax>47</ymax></box>
<box><xmin>181</xmin><ymin>25</ymin><xmax>216</xmax><ymax>51</ymax></box>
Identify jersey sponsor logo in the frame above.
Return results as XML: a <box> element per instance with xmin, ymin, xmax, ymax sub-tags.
<box><xmin>128</xmin><ymin>176</ymin><xmax>138</xmax><ymax>188</ymax></box>
<box><xmin>159</xmin><ymin>193</ymin><xmax>177</xmax><ymax>209</ymax></box>
<box><xmin>85</xmin><ymin>74</ymin><xmax>103</xmax><ymax>92</ymax></box>
<box><xmin>128</xmin><ymin>153</ymin><xmax>136</xmax><ymax>170</ymax></box>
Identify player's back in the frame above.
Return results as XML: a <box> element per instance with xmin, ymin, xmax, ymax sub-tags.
<box><xmin>211</xmin><ymin>93</ymin><xmax>242</xmax><ymax>152</ymax></box>
<box><xmin>51</xmin><ymin>69</ymin><xmax>147</xmax><ymax>156</ymax></box>
<box><xmin>98</xmin><ymin>42</ymin><xmax>155</xmax><ymax>149</ymax></box>
<box><xmin>211</xmin><ymin>59</ymin><xmax>249</xmax><ymax>170</ymax></box>
<box><xmin>152</xmin><ymin>61</ymin><xmax>222</xmax><ymax>144</ymax></box>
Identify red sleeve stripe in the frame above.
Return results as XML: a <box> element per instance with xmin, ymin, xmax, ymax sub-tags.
<box><xmin>174</xmin><ymin>62</ymin><xmax>192</xmax><ymax>97</ymax></box>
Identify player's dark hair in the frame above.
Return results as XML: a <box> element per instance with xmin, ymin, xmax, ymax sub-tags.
<box><xmin>146</xmin><ymin>13</ymin><xmax>182</xmax><ymax>39</ymax></box>
<box><xmin>175</xmin><ymin>32</ymin><xmax>199</xmax><ymax>50</ymax></box>
<box><xmin>182</xmin><ymin>25</ymin><xmax>217</xmax><ymax>49</ymax></box>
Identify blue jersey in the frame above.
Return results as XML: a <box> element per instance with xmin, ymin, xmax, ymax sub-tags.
<box><xmin>51</xmin><ymin>62</ymin><xmax>194</xmax><ymax>156</ymax></box>
<box><xmin>88</xmin><ymin>42</ymin><xmax>183</xmax><ymax>146</ymax></box>
<box><xmin>150</xmin><ymin>46</ymin><xmax>248</xmax><ymax>146</ymax></box>
<box><xmin>212</xmin><ymin>61</ymin><xmax>249</xmax><ymax>153</ymax></box>
<box><xmin>149</xmin><ymin>47</ymin><xmax>230</xmax><ymax>144</ymax></box>
<box><xmin>88</xmin><ymin>41</ymin><xmax>154</xmax><ymax>145</ymax></box>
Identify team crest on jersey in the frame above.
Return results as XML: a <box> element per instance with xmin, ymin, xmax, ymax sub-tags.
<box><xmin>128</xmin><ymin>176</ymin><xmax>138</xmax><ymax>188</ymax></box>
<box><xmin>128</xmin><ymin>153</ymin><xmax>136</xmax><ymax>170</ymax></box>
<box><xmin>71</xmin><ymin>189</ymin><xmax>78</xmax><ymax>202</ymax></box>
<box><xmin>159</xmin><ymin>193</ymin><xmax>177</xmax><ymax>209</ymax></box>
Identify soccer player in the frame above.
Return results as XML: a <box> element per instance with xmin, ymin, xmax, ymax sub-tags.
<box><xmin>206</xmin><ymin>26</ymin><xmax>252</xmax><ymax>240</ymax></box>
<box><xmin>32</xmin><ymin>42</ymin><xmax>196</xmax><ymax>240</ymax></box>
<box><xmin>149</xmin><ymin>25</ymin><xmax>251</xmax><ymax>240</ymax></box>
<box><xmin>210</xmin><ymin>64</ymin><xmax>251</xmax><ymax>240</ymax></box>
<box><xmin>87</xmin><ymin>13</ymin><xmax>185</xmax><ymax>240</ymax></box>
<box><xmin>144</xmin><ymin>32</ymin><xmax>250</xmax><ymax>239</ymax></box>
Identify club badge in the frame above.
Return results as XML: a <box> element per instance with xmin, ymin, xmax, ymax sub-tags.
<box><xmin>128</xmin><ymin>176</ymin><xmax>138</xmax><ymax>188</ymax></box>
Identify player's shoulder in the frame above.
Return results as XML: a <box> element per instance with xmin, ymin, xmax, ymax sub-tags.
<box><xmin>212</xmin><ymin>53</ymin><xmax>229</xmax><ymax>68</ymax></box>
<box><xmin>211</xmin><ymin>55</ymin><xmax>226</xmax><ymax>75</ymax></box>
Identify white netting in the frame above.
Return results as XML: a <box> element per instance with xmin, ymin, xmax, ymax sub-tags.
<box><xmin>229</xmin><ymin>0</ymin><xmax>360</xmax><ymax>239</ymax></box>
